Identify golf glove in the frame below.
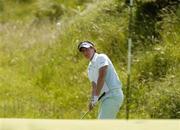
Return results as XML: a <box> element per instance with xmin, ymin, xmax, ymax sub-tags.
<box><xmin>91</xmin><ymin>96</ymin><xmax>98</xmax><ymax>106</ymax></box>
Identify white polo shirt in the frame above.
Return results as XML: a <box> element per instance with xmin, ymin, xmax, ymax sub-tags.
<box><xmin>88</xmin><ymin>53</ymin><xmax>122</xmax><ymax>95</ymax></box>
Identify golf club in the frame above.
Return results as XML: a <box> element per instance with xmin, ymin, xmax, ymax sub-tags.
<box><xmin>81</xmin><ymin>92</ymin><xmax>106</xmax><ymax>119</ymax></box>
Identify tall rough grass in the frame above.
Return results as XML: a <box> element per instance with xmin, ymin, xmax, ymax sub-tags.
<box><xmin>0</xmin><ymin>0</ymin><xmax>179</xmax><ymax>119</ymax></box>
<box><xmin>129</xmin><ymin>1</ymin><xmax>180</xmax><ymax>118</ymax></box>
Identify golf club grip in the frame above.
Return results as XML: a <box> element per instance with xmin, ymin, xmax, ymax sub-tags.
<box><xmin>98</xmin><ymin>92</ymin><xmax>106</xmax><ymax>101</ymax></box>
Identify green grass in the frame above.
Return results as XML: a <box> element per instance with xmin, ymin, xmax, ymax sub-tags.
<box><xmin>0</xmin><ymin>0</ymin><xmax>179</xmax><ymax>119</ymax></box>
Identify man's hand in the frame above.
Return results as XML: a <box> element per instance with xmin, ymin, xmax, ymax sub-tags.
<box><xmin>91</xmin><ymin>96</ymin><xmax>98</xmax><ymax>106</ymax></box>
<box><xmin>89</xmin><ymin>96</ymin><xmax>98</xmax><ymax>111</ymax></box>
<box><xmin>88</xmin><ymin>102</ymin><xmax>94</xmax><ymax>111</ymax></box>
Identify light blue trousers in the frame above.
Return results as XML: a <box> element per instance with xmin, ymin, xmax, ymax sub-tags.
<box><xmin>98</xmin><ymin>89</ymin><xmax>124</xmax><ymax>119</ymax></box>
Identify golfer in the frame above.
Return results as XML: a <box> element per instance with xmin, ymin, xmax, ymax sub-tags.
<box><xmin>78</xmin><ymin>41</ymin><xmax>124</xmax><ymax>119</ymax></box>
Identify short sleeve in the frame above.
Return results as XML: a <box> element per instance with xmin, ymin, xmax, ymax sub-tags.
<box><xmin>97</xmin><ymin>54</ymin><xmax>109</xmax><ymax>69</ymax></box>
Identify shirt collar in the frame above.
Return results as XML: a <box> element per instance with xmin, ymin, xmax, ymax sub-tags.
<box><xmin>90</xmin><ymin>53</ymin><xmax>98</xmax><ymax>63</ymax></box>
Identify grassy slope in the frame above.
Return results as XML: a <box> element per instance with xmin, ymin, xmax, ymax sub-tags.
<box><xmin>0</xmin><ymin>0</ymin><xmax>179</xmax><ymax>119</ymax></box>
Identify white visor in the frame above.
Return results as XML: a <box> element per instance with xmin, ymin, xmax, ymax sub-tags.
<box><xmin>78</xmin><ymin>42</ymin><xmax>93</xmax><ymax>51</ymax></box>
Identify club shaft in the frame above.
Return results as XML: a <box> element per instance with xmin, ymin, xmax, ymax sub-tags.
<box><xmin>81</xmin><ymin>110</ymin><xmax>90</xmax><ymax>119</ymax></box>
<box><xmin>81</xmin><ymin>92</ymin><xmax>105</xmax><ymax>119</ymax></box>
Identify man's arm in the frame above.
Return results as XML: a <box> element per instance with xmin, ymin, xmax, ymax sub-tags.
<box><xmin>88</xmin><ymin>66</ymin><xmax>107</xmax><ymax>110</ymax></box>
<box><xmin>91</xmin><ymin>81</ymin><xmax>96</xmax><ymax>97</ymax></box>
<box><xmin>88</xmin><ymin>65</ymin><xmax>108</xmax><ymax>111</ymax></box>
<box><xmin>89</xmin><ymin>81</ymin><xmax>97</xmax><ymax>111</ymax></box>
<box><xmin>95</xmin><ymin>65</ymin><xmax>108</xmax><ymax>96</ymax></box>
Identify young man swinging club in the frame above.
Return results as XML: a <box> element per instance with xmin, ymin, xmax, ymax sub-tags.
<box><xmin>78</xmin><ymin>41</ymin><xmax>124</xmax><ymax>119</ymax></box>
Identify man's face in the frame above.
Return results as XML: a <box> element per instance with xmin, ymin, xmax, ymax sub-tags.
<box><xmin>80</xmin><ymin>47</ymin><xmax>94</xmax><ymax>60</ymax></box>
